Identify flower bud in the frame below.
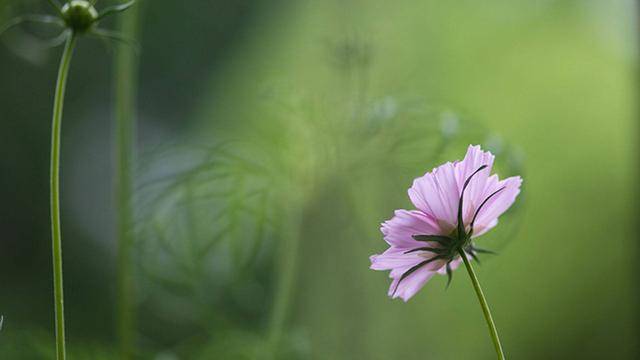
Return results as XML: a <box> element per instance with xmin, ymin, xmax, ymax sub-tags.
<box><xmin>61</xmin><ymin>0</ymin><xmax>98</xmax><ymax>33</ymax></box>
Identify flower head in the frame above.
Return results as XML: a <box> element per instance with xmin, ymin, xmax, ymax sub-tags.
<box><xmin>370</xmin><ymin>145</ymin><xmax>522</xmax><ymax>301</ymax></box>
<box><xmin>61</xmin><ymin>1</ymin><xmax>99</xmax><ymax>33</ymax></box>
<box><xmin>0</xmin><ymin>1</ymin><xmax>136</xmax><ymax>47</ymax></box>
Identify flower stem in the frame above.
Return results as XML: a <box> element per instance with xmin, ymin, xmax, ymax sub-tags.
<box><xmin>265</xmin><ymin>212</ymin><xmax>301</xmax><ymax>359</ymax></box>
<box><xmin>114</xmin><ymin>4</ymin><xmax>140</xmax><ymax>359</ymax></box>
<box><xmin>458</xmin><ymin>248</ymin><xmax>505</xmax><ymax>360</ymax></box>
<box><xmin>50</xmin><ymin>32</ymin><xmax>77</xmax><ymax>360</ymax></box>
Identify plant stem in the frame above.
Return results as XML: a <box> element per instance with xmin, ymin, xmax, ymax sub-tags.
<box><xmin>265</xmin><ymin>211</ymin><xmax>301</xmax><ymax>359</ymax></box>
<box><xmin>458</xmin><ymin>248</ymin><xmax>505</xmax><ymax>360</ymax></box>
<box><xmin>114</xmin><ymin>4</ymin><xmax>140</xmax><ymax>359</ymax></box>
<box><xmin>50</xmin><ymin>32</ymin><xmax>77</xmax><ymax>360</ymax></box>
<box><xmin>46</xmin><ymin>0</ymin><xmax>64</xmax><ymax>17</ymax></box>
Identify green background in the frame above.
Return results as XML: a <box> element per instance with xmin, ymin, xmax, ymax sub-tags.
<box><xmin>0</xmin><ymin>0</ymin><xmax>637</xmax><ymax>359</ymax></box>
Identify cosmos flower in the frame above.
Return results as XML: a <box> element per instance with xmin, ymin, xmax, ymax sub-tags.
<box><xmin>370</xmin><ymin>145</ymin><xmax>522</xmax><ymax>301</ymax></box>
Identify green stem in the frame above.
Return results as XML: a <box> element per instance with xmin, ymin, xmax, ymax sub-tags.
<box><xmin>265</xmin><ymin>211</ymin><xmax>301</xmax><ymax>359</ymax></box>
<box><xmin>50</xmin><ymin>32</ymin><xmax>77</xmax><ymax>360</ymax></box>
<box><xmin>458</xmin><ymin>248</ymin><xmax>505</xmax><ymax>360</ymax></box>
<box><xmin>46</xmin><ymin>0</ymin><xmax>64</xmax><ymax>17</ymax></box>
<box><xmin>114</xmin><ymin>4</ymin><xmax>140</xmax><ymax>360</ymax></box>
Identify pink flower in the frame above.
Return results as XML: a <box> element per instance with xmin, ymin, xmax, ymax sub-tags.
<box><xmin>370</xmin><ymin>145</ymin><xmax>522</xmax><ymax>301</ymax></box>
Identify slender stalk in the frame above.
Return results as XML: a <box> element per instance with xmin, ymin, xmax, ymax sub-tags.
<box><xmin>46</xmin><ymin>0</ymin><xmax>64</xmax><ymax>17</ymax></box>
<box><xmin>458</xmin><ymin>248</ymin><xmax>505</xmax><ymax>360</ymax></box>
<box><xmin>114</xmin><ymin>4</ymin><xmax>140</xmax><ymax>359</ymax></box>
<box><xmin>265</xmin><ymin>211</ymin><xmax>301</xmax><ymax>359</ymax></box>
<box><xmin>50</xmin><ymin>32</ymin><xmax>77</xmax><ymax>360</ymax></box>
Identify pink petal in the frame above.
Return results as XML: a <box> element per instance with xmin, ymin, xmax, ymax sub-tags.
<box><xmin>472</xmin><ymin>176</ymin><xmax>522</xmax><ymax>235</ymax></box>
<box><xmin>408</xmin><ymin>162</ymin><xmax>460</xmax><ymax>230</ymax></box>
<box><xmin>388</xmin><ymin>267</ymin><xmax>437</xmax><ymax>302</ymax></box>
<box><xmin>380</xmin><ymin>209</ymin><xmax>444</xmax><ymax>248</ymax></box>
<box><xmin>454</xmin><ymin>145</ymin><xmax>495</xmax><ymax>224</ymax></box>
<box><xmin>369</xmin><ymin>251</ymin><xmax>425</xmax><ymax>271</ymax></box>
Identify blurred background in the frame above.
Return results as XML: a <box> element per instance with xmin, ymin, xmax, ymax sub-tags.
<box><xmin>0</xmin><ymin>0</ymin><xmax>638</xmax><ymax>359</ymax></box>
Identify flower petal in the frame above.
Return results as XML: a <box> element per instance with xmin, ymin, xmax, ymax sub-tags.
<box><xmin>455</xmin><ymin>145</ymin><xmax>495</xmax><ymax>224</ymax></box>
<box><xmin>380</xmin><ymin>209</ymin><xmax>443</xmax><ymax>249</ymax></box>
<box><xmin>369</xmin><ymin>251</ymin><xmax>425</xmax><ymax>271</ymax></box>
<box><xmin>388</xmin><ymin>267</ymin><xmax>437</xmax><ymax>302</ymax></box>
<box><xmin>472</xmin><ymin>175</ymin><xmax>522</xmax><ymax>236</ymax></box>
<box><xmin>408</xmin><ymin>162</ymin><xmax>460</xmax><ymax>230</ymax></box>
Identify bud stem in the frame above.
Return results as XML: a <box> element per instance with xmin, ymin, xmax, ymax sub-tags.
<box><xmin>114</xmin><ymin>3</ymin><xmax>140</xmax><ymax>358</ymax></box>
<box><xmin>458</xmin><ymin>248</ymin><xmax>505</xmax><ymax>360</ymax></box>
<box><xmin>50</xmin><ymin>32</ymin><xmax>77</xmax><ymax>360</ymax></box>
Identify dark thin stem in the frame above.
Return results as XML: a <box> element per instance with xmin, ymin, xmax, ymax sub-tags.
<box><xmin>403</xmin><ymin>246</ymin><xmax>443</xmax><ymax>254</ymax></box>
<box><xmin>469</xmin><ymin>187</ymin><xmax>505</xmax><ymax>236</ymax></box>
<box><xmin>91</xmin><ymin>28</ymin><xmax>139</xmax><ymax>51</ymax></box>
<box><xmin>97</xmin><ymin>0</ymin><xmax>136</xmax><ymax>21</ymax></box>
<box><xmin>458</xmin><ymin>248</ymin><xmax>505</xmax><ymax>360</ymax></box>
<box><xmin>0</xmin><ymin>14</ymin><xmax>64</xmax><ymax>35</ymax></box>
<box><xmin>40</xmin><ymin>30</ymin><xmax>71</xmax><ymax>49</ymax></box>
<box><xmin>458</xmin><ymin>165</ymin><xmax>487</xmax><ymax>235</ymax></box>
<box><xmin>47</xmin><ymin>0</ymin><xmax>65</xmax><ymax>17</ymax></box>
<box><xmin>114</xmin><ymin>3</ymin><xmax>140</xmax><ymax>359</ymax></box>
<box><xmin>50</xmin><ymin>32</ymin><xmax>77</xmax><ymax>360</ymax></box>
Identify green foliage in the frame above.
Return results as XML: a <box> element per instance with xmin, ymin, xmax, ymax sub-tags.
<box><xmin>132</xmin><ymin>81</ymin><xmax>522</xmax><ymax>356</ymax></box>
<box><xmin>0</xmin><ymin>0</ymin><xmax>635</xmax><ymax>359</ymax></box>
